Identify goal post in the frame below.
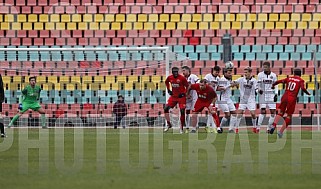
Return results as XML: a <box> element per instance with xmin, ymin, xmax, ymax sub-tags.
<box><xmin>0</xmin><ymin>46</ymin><xmax>174</xmax><ymax>128</ymax></box>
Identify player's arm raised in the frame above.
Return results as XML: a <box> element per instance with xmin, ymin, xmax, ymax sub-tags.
<box><xmin>271</xmin><ymin>78</ymin><xmax>287</xmax><ymax>89</ymax></box>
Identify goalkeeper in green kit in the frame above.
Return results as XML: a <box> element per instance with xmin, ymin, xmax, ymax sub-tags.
<box><xmin>8</xmin><ymin>76</ymin><xmax>47</xmax><ymax>128</ymax></box>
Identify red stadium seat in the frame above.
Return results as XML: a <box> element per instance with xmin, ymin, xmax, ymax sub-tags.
<box><xmin>211</xmin><ymin>37</ymin><xmax>220</xmax><ymax>45</ymax></box>
<box><xmin>67</xmin><ymin>38</ymin><xmax>77</xmax><ymax>46</ymax></box>
<box><xmin>84</xmin><ymin>30</ymin><xmax>94</xmax><ymax>38</ymax></box>
<box><xmin>123</xmin><ymin>38</ymin><xmax>133</xmax><ymax>46</ymax></box>
<box><xmin>138</xmin><ymin>30</ymin><xmax>148</xmax><ymax>38</ymax></box>
<box><xmin>289</xmin><ymin>37</ymin><xmax>299</xmax><ymax>45</ymax></box>
<box><xmin>145</xmin><ymin>38</ymin><xmax>155</xmax><ymax>46</ymax></box>
<box><xmin>311</xmin><ymin>37</ymin><xmax>321</xmax><ymax>44</ymax></box>
<box><xmin>117</xmin><ymin>30</ymin><xmax>127</xmax><ymax>38</ymax></box>
<box><xmin>106</xmin><ymin>30</ymin><xmax>115</xmax><ymax>38</ymax></box>
<box><xmin>112</xmin><ymin>38</ymin><xmax>122</xmax><ymax>46</ymax></box>
<box><xmin>283</xmin><ymin>5</ymin><xmax>294</xmax><ymax>13</ymax></box>
<box><xmin>134</xmin><ymin>38</ymin><xmax>144</xmax><ymax>46</ymax></box>
<box><xmin>205</xmin><ymin>30</ymin><xmax>215</xmax><ymax>37</ymax></box>
<box><xmin>156</xmin><ymin>38</ymin><xmax>166</xmax><ymax>45</ymax></box>
<box><xmin>194</xmin><ymin>30</ymin><xmax>204</xmax><ymax>37</ymax></box>
<box><xmin>267</xmin><ymin>37</ymin><xmax>277</xmax><ymax>45</ymax></box>
<box><xmin>79</xmin><ymin>38</ymin><xmax>88</xmax><ymax>46</ymax></box>
<box><xmin>94</xmin><ymin>30</ymin><xmax>105</xmax><ymax>37</ymax></box>
<box><xmin>87</xmin><ymin>6</ymin><xmax>97</xmax><ymax>14</ymax></box>
<box><xmin>189</xmin><ymin>38</ymin><xmax>200</xmax><ymax>45</ymax></box>
<box><xmin>167</xmin><ymin>38</ymin><xmax>178</xmax><ymax>45</ymax></box>
<box><xmin>98</xmin><ymin>6</ymin><xmax>108</xmax><ymax>13</ymax></box>
<box><xmin>200</xmin><ymin>37</ymin><xmax>211</xmax><ymax>45</ymax></box>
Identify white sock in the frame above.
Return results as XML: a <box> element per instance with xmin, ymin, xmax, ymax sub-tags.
<box><xmin>236</xmin><ymin>117</ymin><xmax>242</xmax><ymax>129</ymax></box>
<box><xmin>268</xmin><ymin>115</ymin><xmax>275</xmax><ymax>127</ymax></box>
<box><xmin>186</xmin><ymin>114</ymin><xmax>190</xmax><ymax>129</ymax></box>
<box><xmin>220</xmin><ymin>117</ymin><xmax>228</xmax><ymax>127</ymax></box>
<box><xmin>252</xmin><ymin>118</ymin><xmax>257</xmax><ymax>128</ymax></box>
<box><xmin>229</xmin><ymin>115</ymin><xmax>237</xmax><ymax>131</ymax></box>
<box><xmin>258</xmin><ymin>114</ymin><xmax>265</xmax><ymax>127</ymax></box>
<box><xmin>207</xmin><ymin>115</ymin><xmax>216</xmax><ymax>128</ymax></box>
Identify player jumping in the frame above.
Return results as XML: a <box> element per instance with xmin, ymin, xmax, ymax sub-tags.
<box><xmin>182</xmin><ymin>65</ymin><xmax>200</xmax><ymax>133</ymax></box>
<box><xmin>164</xmin><ymin>67</ymin><xmax>189</xmax><ymax>133</ymax></box>
<box><xmin>234</xmin><ymin>67</ymin><xmax>258</xmax><ymax>133</ymax></box>
<box><xmin>270</xmin><ymin>68</ymin><xmax>310</xmax><ymax>138</ymax></box>
<box><xmin>8</xmin><ymin>77</ymin><xmax>47</xmax><ymax>128</ymax></box>
<box><xmin>257</xmin><ymin>61</ymin><xmax>278</xmax><ymax>133</ymax></box>
<box><xmin>187</xmin><ymin>79</ymin><xmax>221</xmax><ymax>133</ymax></box>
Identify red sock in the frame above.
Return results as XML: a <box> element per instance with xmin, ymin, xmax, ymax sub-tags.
<box><xmin>285</xmin><ymin>117</ymin><xmax>291</xmax><ymax>128</ymax></box>
<box><xmin>213</xmin><ymin>113</ymin><xmax>220</xmax><ymax>128</ymax></box>
<box><xmin>273</xmin><ymin>113</ymin><xmax>283</xmax><ymax>128</ymax></box>
<box><xmin>180</xmin><ymin>114</ymin><xmax>185</xmax><ymax>129</ymax></box>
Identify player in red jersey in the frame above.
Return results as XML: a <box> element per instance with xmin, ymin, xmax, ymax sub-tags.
<box><xmin>187</xmin><ymin>79</ymin><xmax>222</xmax><ymax>133</ymax></box>
<box><xmin>269</xmin><ymin>68</ymin><xmax>311</xmax><ymax>138</ymax></box>
<box><xmin>164</xmin><ymin>67</ymin><xmax>189</xmax><ymax>133</ymax></box>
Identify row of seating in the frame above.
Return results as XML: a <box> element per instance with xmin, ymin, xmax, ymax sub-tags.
<box><xmin>2</xmin><ymin>13</ymin><xmax>321</xmax><ymax>23</ymax></box>
<box><xmin>1</xmin><ymin>4</ymin><xmax>320</xmax><ymax>14</ymax></box>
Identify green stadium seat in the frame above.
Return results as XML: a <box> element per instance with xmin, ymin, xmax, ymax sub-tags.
<box><xmin>233</xmin><ymin>53</ymin><xmax>244</xmax><ymax>60</ymax></box>
<box><xmin>173</xmin><ymin>45</ymin><xmax>183</xmax><ymax>53</ymax></box>
<box><xmin>290</xmin><ymin>52</ymin><xmax>300</xmax><ymax>60</ymax></box>
<box><xmin>307</xmin><ymin>45</ymin><xmax>317</xmax><ymax>52</ymax></box>
<box><xmin>75</xmin><ymin>52</ymin><xmax>85</xmax><ymax>61</ymax></box>
<box><xmin>143</xmin><ymin>52</ymin><xmax>153</xmax><ymax>61</ymax></box>
<box><xmin>177</xmin><ymin>53</ymin><xmax>187</xmax><ymax>60</ymax></box>
<box><xmin>252</xmin><ymin>45</ymin><xmax>262</xmax><ymax>53</ymax></box>
<box><xmin>207</xmin><ymin>45</ymin><xmax>217</xmax><ymax>53</ymax></box>
<box><xmin>273</xmin><ymin>45</ymin><xmax>283</xmax><ymax>52</ymax></box>
<box><xmin>185</xmin><ymin>45</ymin><xmax>194</xmax><ymax>53</ymax></box>
<box><xmin>245</xmin><ymin>52</ymin><xmax>255</xmax><ymax>60</ymax></box>
<box><xmin>188</xmin><ymin>53</ymin><xmax>198</xmax><ymax>60</ymax></box>
<box><xmin>267</xmin><ymin>53</ymin><xmax>278</xmax><ymax>60</ymax></box>
<box><xmin>285</xmin><ymin>45</ymin><xmax>294</xmax><ymax>52</ymax></box>
<box><xmin>296</xmin><ymin>45</ymin><xmax>306</xmax><ymax>53</ymax></box>
<box><xmin>196</xmin><ymin>45</ymin><xmax>206</xmax><ymax>53</ymax></box>
<box><xmin>232</xmin><ymin>45</ymin><xmax>239</xmax><ymax>53</ymax></box>
<box><xmin>316</xmin><ymin>52</ymin><xmax>321</xmax><ymax>60</ymax></box>
<box><xmin>211</xmin><ymin>53</ymin><xmax>221</xmax><ymax>60</ymax></box>
<box><xmin>262</xmin><ymin>45</ymin><xmax>272</xmax><ymax>52</ymax></box>
<box><xmin>279</xmin><ymin>53</ymin><xmax>289</xmax><ymax>60</ymax></box>
<box><xmin>200</xmin><ymin>53</ymin><xmax>210</xmax><ymax>60</ymax></box>
<box><xmin>67</xmin><ymin>96</ymin><xmax>75</xmax><ymax>104</ymax></box>
<box><xmin>241</xmin><ymin>45</ymin><xmax>251</xmax><ymax>53</ymax></box>
<box><xmin>108</xmin><ymin>52</ymin><xmax>119</xmax><ymax>61</ymax></box>
<box><xmin>302</xmin><ymin>52</ymin><xmax>312</xmax><ymax>60</ymax></box>
<box><xmin>256</xmin><ymin>52</ymin><xmax>266</xmax><ymax>60</ymax></box>
<box><xmin>218</xmin><ymin>45</ymin><xmax>223</xmax><ymax>53</ymax></box>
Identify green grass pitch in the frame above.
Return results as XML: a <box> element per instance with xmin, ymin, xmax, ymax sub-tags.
<box><xmin>1</xmin><ymin>128</ymin><xmax>321</xmax><ymax>189</ymax></box>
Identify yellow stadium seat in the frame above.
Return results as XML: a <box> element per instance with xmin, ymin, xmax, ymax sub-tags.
<box><xmin>188</xmin><ymin>22</ymin><xmax>198</xmax><ymax>30</ymax></box>
<box><xmin>72</xmin><ymin>14</ymin><xmax>81</xmax><ymax>22</ymax></box>
<box><xmin>210</xmin><ymin>22</ymin><xmax>219</xmax><ymax>29</ymax></box>
<box><xmin>11</xmin><ymin>23</ymin><xmax>21</xmax><ymax>30</ymax></box>
<box><xmin>253</xmin><ymin>22</ymin><xmax>263</xmax><ymax>29</ymax></box>
<box><xmin>110</xmin><ymin>83</ymin><xmax>119</xmax><ymax>90</ymax></box>
<box><xmin>297</xmin><ymin>22</ymin><xmax>307</xmax><ymax>29</ymax></box>
<box><xmin>232</xmin><ymin>75</ymin><xmax>241</xmax><ymax>80</ymax></box>
<box><xmin>71</xmin><ymin>76</ymin><xmax>81</xmax><ymax>83</ymax></box>
<box><xmin>286</xmin><ymin>21</ymin><xmax>296</xmax><ymax>29</ymax></box>
<box><xmin>301</xmin><ymin>14</ymin><xmax>311</xmax><ymax>21</ymax></box>
<box><xmin>23</xmin><ymin>23</ymin><xmax>32</xmax><ymax>30</ymax></box>
<box><xmin>214</xmin><ymin>14</ymin><xmax>224</xmax><ymax>22</ymax></box>
<box><xmin>203</xmin><ymin>14</ymin><xmax>213</xmax><ymax>22</ymax></box>
<box><xmin>279</xmin><ymin>14</ymin><xmax>289</xmax><ymax>21</ymax></box>
<box><xmin>313</xmin><ymin>13</ymin><xmax>321</xmax><ymax>21</ymax></box>
<box><xmin>94</xmin><ymin>76</ymin><xmax>104</xmax><ymax>82</ymax></box>
<box><xmin>17</xmin><ymin>14</ymin><xmax>26</xmax><ymax>22</ymax></box>
<box><xmin>221</xmin><ymin>22</ymin><xmax>230</xmax><ymax>29</ymax></box>
<box><xmin>148</xmin><ymin>14</ymin><xmax>158</xmax><ymax>22</ymax></box>
<box><xmin>0</xmin><ymin>15</ymin><xmax>2</xmax><ymax>22</ymax></box>
<box><xmin>151</xmin><ymin>76</ymin><xmax>161</xmax><ymax>83</ymax></box>
<box><xmin>265</xmin><ymin>21</ymin><xmax>275</xmax><ymax>29</ymax></box>
<box><xmin>61</xmin><ymin>14</ymin><xmax>70</xmax><ymax>22</ymax></box>
<box><xmin>59</xmin><ymin>76</ymin><xmax>70</xmax><ymax>82</ymax></box>
<box><xmin>225</xmin><ymin>14</ymin><xmax>235</xmax><ymax>22</ymax></box>
<box><xmin>83</xmin><ymin>14</ymin><xmax>92</xmax><ymax>22</ymax></box>
<box><xmin>155</xmin><ymin>22</ymin><xmax>164</xmax><ymax>30</ymax></box>
<box><xmin>192</xmin><ymin>14</ymin><xmax>202</xmax><ymax>22</ymax></box>
<box><xmin>100</xmin><ymin>84</ymin><xmax>109</xmax><ymax>90</ymax></box>
<box><xmin>144</xmin><ymin>22</ymin><xmax>153</xmax><ymax>30</ymax></box>
<box><xmin>28</xmin><ymin>14</ymin><xmax>38</xmax><ymax>22</ymax></box>
<box><xmin>236</xmin><ymin>14</ymin><xmax>246</xmax><ymax>21</ymax></box>
<box><xmin>278</xmin><ymin>75</ymin><xmax>287</xmax><ymax>80</ymax></box>
<box><xmin>126</xmin><ymin>14</ymin><xmax>136</xmax><ymax>22</ymax></box>
<box><xmin>111</xmin><ymin>22</ymin><xmax>121</xmax><ymax>30</ymax></box>
<box><xmin>34</xmin><ymin>23</ymin><xmax>43</xmax><ymax>30</ymax></box>
<box><xmin>2</xmin><ymin>76</ymin><xmax>10</xmax><ymax>84</ymax></box>
<box><xmin>66</xmin><ymin>84</ymin><xmax>76</xmax><ymax>91</ymax></box>
<box><xmin>122</xmin><ymin>22</ymin><xmax>132</xmax><ymax>30</ymax></box>
<box><xmin>309</xmin><ymin>22</ymin><xmax>319</xmax><ymax>29</ymax></box>
<box><xmin>100</xmin><ymin>23</ymin><xmax>110</xmax><ymax>30</ymax></box>
<box><xmin>89</xmin><ymin>23</ymin><xmax>99</xmax><ymax>30</ymax></box>
<box><xmin>138</xmin><ymin>14</ymin><xmax>147</xmax><ymax>22</ymax></box>
<box><xmin>45</xmin><ymin>23</ymin><xmax>55</xmax><ymax>30</ymax></box>
<box><xmin>171</xmin><ymin>14</ymin><xmax>180</xmax><ymax>22</ymax></box>
<box><xmin>0</xmin><ymin>23</ymin><xmax>9</xmax><ymax>30</ymax></box>
<box><xmin>182</xmin><ymin>14</ymin><xmax>192</xmax><ymax>22</ymax></box>
<box><xmin>307</xmin><ymin>83</ymin><xmax>315</xmax><ymax>90</ymax></box>
<box><xmin>105</xmin><ymin>15</ymin><xmax>114</xmax><ymax>22</ymax></box>
<box><xmin>301</xmin><ymin>75</ymin><xmax>310</xmax><ymax>81</ymax></box>
<box><xmin>258</xmin><ymin>14</ymin><xmax>267</xmax><ymax>21</ymax></box>
<box><xmin>39</xmin><ymin>14</ymin><xmax>48</xmax><ymax>22</ymax></box>
<box><xmin>199</xmin><ymin>22</ymin><xmax>209</xmax><ymax>29</ymax></box>
<box><xmin>177</xmin><ymin>22</ymin><xmax>187</xmax><ymax>30</ymax></box>
<box><xmin>36</xmin><ymin>76</ymin><xmax>46</xmax><ymax>82</ymax></box>
<box><xmin>48</xmin><ymin>76</ymin><xmax>58</xmax><ymax>83</ymax></box>
<box><xmin>166</xmin><ymin>22</ymin><xmax>176</xmax><ymax>30</ymax></box>
<box><xmin>50</xmin><ymin>14</ymin><xmax>60</xmax><ymax>22</ymax></box>
<box><xmin>67</xmin><ymin>23</ymin><xmax>77</xmax><ymax>30</ymax></box>
<box><xmin>275</xmin><ymin>22</ymin><xmax>285</xmax><ymax>29</ymax></box>
<box><xmin>117</xmin><ymin>76</ymin><xmax>126</xmax><ymax>82</ymax></box>
<box><xmin>133</xmin><ymin>22</ymin><xmax>143</xmax><ymax>30</ymax></box>
<box><xmin>105</xmin><ymin>76</ymin><xmax>115</xmax><ymax>83</ymax></box>
<box><xmin>242</xmin><ymin>22</ymin><xmax>252</xmax><ymax>29</ymax></box>
<box><xmin>141</xmin><ymin>76</ymin><xmax>150</xmax><ymax>83</ymax></box>
<box><xmin>160</xmin><ymin>14</ymin><xmax>169</xmax><ymax>22</ymax></box>
<box><xmin>291</xmin><ymin>14</ymin><xmax>300</xmax><ymax>21</ymax></box>
<box><xmin>128</xmin><ymin>76</ymin><xmax>138</xmax><ymax>82</ymax></box>
<box><xmin>13</xmin><ymin>76</ymin><xmax>22</xmax><ymax>82</ymax></box>
<box><xmin>269</xmin><ymin>14</ymin><xmax>279</xmax><ymax>21</ymax></box>
<box><xmin>78</xmin><ymin>22</ymin><xmax>88</xmax><ymax>30</ymax></box>
<box><xmin>115</xmin><ymin>14</ymin><xmax>125</xmax><ymax>22</ymax></box>
<box><xmin>232</xmin><ymin>21</ymin><xmax>241</xmax><ymax>29</ymax></box>
<box><xmin>94</xmin><ymin>14</ymin><xmax>104</xmax><ymax>22</ymax></box>
<box><xmin>124</xmin><ymin>83</ymin><xmax>133</xmax><ymax>90</ymax></box>
<box><xmin>82</xmin><ymin>76</ymin><xmax>92</xmax><ymax>83</ymax></box>
<box><xmin>56</xmin><ymin>23</ymin><xmax>66</xmax><ymax>30</ymax></box>
<box><xmin>5</xmin><ymin>14</ymin><xmax>14</xmax><ymax>22</ymax></box>
<box><xmin>247</xmin><ymin>14</ymin><xmax>256</xmax><ymax>21</ymax></box>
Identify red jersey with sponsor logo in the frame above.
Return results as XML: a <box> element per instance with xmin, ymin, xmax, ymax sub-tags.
<box><xmin>274</xmin><ymin>76</ymin><xmax>308</xmax><ymax>98</ymax></box>
<box><xmin>165</xmin><ymin>74</ymin><xmax>189</xmax><ymax>98</ymax></box>
<box><xmin>190</xmin><ymin>83</ymin><xmax>217</xmax><ymax>103</ymax></box>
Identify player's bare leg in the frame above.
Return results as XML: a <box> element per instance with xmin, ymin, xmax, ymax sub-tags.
<box><xmin>278</xmin><ymin>115</ymin><xmax>292</xmax><ymax>138</ymax></box>
<box><xmin>270</xmin><ymin>110</ymin><xmax>285</xmax><ymax>134</ymax></box>
<box><xmin>37</xmin><ymin>108</ymin><xmax>47</xmax><ymax>128</ymax></box>
<box><xmin>164</xmin><ymin>106</ymin><xmax>173</xmax><ymax>132</ymax></box>
<box><xmin>250</xmin><ymin>111</ymin><xmax>258</xmax><ymax>133</ymax></box>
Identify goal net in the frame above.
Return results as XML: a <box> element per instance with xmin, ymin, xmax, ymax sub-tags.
<box><xmin>0</xmin><ymin>46</ymin><xmax>187</xmax><ymax>128</ymax></box>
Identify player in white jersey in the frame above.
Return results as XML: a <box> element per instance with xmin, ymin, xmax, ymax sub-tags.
<box><xmin>234</xmin><ymin>67</ymin><xmax>258</xmax><ymax>134</ymax></box>
<box><xmin>217</xmin><ymin>68</ymin><xmax>238</xmax><ymax>133</ymax></box>
<box><xmin>182</xmin><ymin>66</ymin><xmax>200</xmax><ymax>132</ymax></box>
<box><xmin>204</xmin><ymin>66</ymin><xmax>222</xmax><ymax>133</ymax></box>
<box><xmin>257</xmin><ymin>61</ymin><xmax>278</xmax><ymax>132</ymax></box>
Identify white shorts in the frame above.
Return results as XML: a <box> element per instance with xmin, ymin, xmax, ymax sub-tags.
<box><xmin>186</xmin><ymin>99</ymin><xmax>197</xmax><ymax>111</ymax></box>
<box><xmin>218</xmin><ymin>100</ymin><xmax>236</xmax><ymax>113</ymax></box>
<box><xmin>260</xmin><ymin>103</ymin><xmax>276</xmax><ymax>110</ymax></box>
<box><xmin>239</xmin><ymin>102</ymin><xmax>256</xmax><ymax>111</ymax></box>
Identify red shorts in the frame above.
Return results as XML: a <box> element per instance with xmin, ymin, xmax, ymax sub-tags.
<box><xmin>193</xmin><ymin>100</ymin><xmax>211</xmax><ymax>113</ymax></box>
<box><xmin>166</xmin><ymin>96</ymin><xmax>186</xmax><ymax>109</ymax></box>
<box><xmin>278</xmin><ymin>96</ymin><xmax>297</xmax><ymax>115</ymax></box>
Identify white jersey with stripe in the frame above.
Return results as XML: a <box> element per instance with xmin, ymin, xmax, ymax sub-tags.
<box><xmin>218</xmin><ymin>76</ymin><xmax>233</xmax><ymax>101</ymax></box>
<box><xmin>186</xmin><ymin>74</ymin><xmax>200</xmax><ymax>101</ymax></box>
<box><xmin>204</xmin><ymin>73</ymin><xmax>220</xmax><ymax>91</ymax></box>
<box><xmin>257</xmin><ymin>71</ymin><xmax>278</xmax><ymax>101</ymax></box>
<box><xmin>234</xmin><ymin>76</ymin><xmax>258</xmax><ymax>103</ymax></box>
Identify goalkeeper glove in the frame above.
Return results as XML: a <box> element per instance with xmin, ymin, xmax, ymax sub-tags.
<box><xmin>178</xmin><ymin>93</ymin><xmax>185</xmax><ymax>98</ymax></box>
<box><xmin>274</xmin><ymin>94</ymin><xmax>278</xmax><ymax>102</ymax></box>
<box><xmin>168</xmin><ymin>90</ymin><xmax>173</xmax><ymax>96</ymax></box>
<box><xmin>18</xmin><ymin>104</ymin><xmax>23</xmax><ymax>110</ymax></box>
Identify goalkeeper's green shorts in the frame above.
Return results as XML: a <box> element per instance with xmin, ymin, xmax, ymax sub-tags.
<box><xmin>21</xmin><ymin>102</ymin><xmax>41</xmax><ymax>113</ymax></box>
